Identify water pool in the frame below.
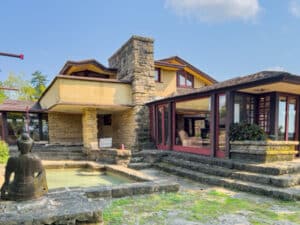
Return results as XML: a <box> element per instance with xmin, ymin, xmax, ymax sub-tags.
<box><xmin>46</xmin><ymin>168</ymin><xmax>134</xmax><ymax>189</ymax></box>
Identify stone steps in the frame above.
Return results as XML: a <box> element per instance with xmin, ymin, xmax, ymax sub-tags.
<box><xmin>162</xmin><ymin>151</ymin><xmax>300</xmax><ymax>175</ymax></box>
<box><xmin>156</xmin><ymin>163</ymin><xmax>300</xmax><ymax>201</ymax></box>
<box><xmin>128</xmin><ymin>163</ymin><xmax>152</xmax><ymax>170</ymax></box>
<box><xmin>162</xmin><ymin>157</ymin><xmax>300</xmax><ymax>188</ymax></box>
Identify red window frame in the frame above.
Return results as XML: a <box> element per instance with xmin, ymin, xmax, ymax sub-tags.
<box><xmin>171</xmin><ymin>97</ymin><xmax>211</xmax><ymax>156</ymax></box>
<box><xmin>278</xmin><ymin>95</ymin><xmax>298</xmax><ymax>141</ymax></box>
<box><xmin>176</xmin><ymin>70</ymin><xmax>194</xmax><ymax>88</ymax></box>
<box><xmin>154</xmin><ymin>68</ymin><xmax>161</xmax><ymax>82</ymax></box>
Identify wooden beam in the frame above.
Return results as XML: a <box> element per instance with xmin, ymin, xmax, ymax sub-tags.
<box><xmin>210</xmin><ymin>94</ymin><xmax>216</xmax><ymax>158</ymax></box>
<box><xmin>225</xmin><ymin>91</ymin><xmax>234</xmax><ymax>158</ymax></box>
<box><xmin>1</xmin><ymin>112</ymin><xmax>8</xmax><ymax>142</ymax></box>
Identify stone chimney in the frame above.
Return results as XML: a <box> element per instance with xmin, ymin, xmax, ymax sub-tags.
<box><xmin>109</xmin><ymin>36</ymin><xmax>156</xmax><ymax>150</ymax></box>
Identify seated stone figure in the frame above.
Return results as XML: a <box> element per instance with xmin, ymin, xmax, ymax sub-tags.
<box><xmin>0</xmin><ymin>133</ymin><xmax>48</xmax><ymax>201</ymax></box>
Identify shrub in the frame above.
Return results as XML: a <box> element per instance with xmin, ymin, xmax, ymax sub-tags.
<box><xmin>229</xmin><ymin>122</ymin><xmax>267</xmax><ymax>142</ymax></box>
<box><xmin>0</xmin><ymin>141</ymin><xmax>9</xmax><ymax>164</ymax></box>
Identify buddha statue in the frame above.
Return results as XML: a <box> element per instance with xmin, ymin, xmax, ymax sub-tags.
<box><xmin>0</xmin><ymin>133</ymin><xmax>48</xmax><ymax>201</ymax></box>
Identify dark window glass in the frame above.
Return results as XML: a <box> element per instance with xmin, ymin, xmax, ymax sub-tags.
<box><xmin>154</xmin><ymin>68</ymin><xmax>161</xmax><ymax>82</ymax></box>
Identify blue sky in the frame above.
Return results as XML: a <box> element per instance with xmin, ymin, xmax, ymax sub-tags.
<box><xmin>1</xmin><ymin>0</ymin><xmax>300</xmax><ymax>83</ymax></box>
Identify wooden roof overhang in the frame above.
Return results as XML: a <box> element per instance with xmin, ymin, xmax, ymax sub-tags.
<box><xmin>147</xmin><ymin>71</ymin><xmax>300</xmax><ymax>106</ymax></box>
<box><xmin>47</xmin><ymin>102</ymin><xmax>133</xmax><ymax>114</ymax></box>
<box><xmin>0</xmin><ymin>100</ymin><xmax>44</xmax><ymax>113</ymax></box>
<box><xmin>156</xmin><ymin>56</ymin><xmax>218</xmax><ymax>85</ymax></box>
<box><xmin>59</xmin><ymin>59</ymin><xmax>118</xmax><ymax>76</ymax></box>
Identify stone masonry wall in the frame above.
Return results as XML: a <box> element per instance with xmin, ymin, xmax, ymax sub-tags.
<box><xmin>48</xmin><ymin>112</ymin><xmax>83</xmax><ymax>145</ymax></box>
<box><xmin>109</xmin><ymin>36</ymin><xmax>155</xmax><ymax>151</ymax></box>
<box><xmin>82</xmin><ymin>108</ymin><xmax>98</xmax><ymax>150</ymax></box>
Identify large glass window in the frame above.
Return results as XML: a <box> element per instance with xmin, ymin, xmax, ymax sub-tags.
<box><xmin>157</xmin><ymin>104</ymin><xmax>169</xmax><ymax>147</ymax></box>
<box><xmin>175</xmin><ymin>97</ymin><xmax>211</xmax><ymax>149</ymax></box>
<box><xmin>278</xmin><ymin>96</ymin><xmax>297</xmax><ymax>141</ymax></box>
<box><xmin>234</xmin><ymin>94</ymin><xmax>255</xmax><ymax>124</ymax></box>
<box><xmin>258</xmin><ymin>95</ymin><xmax>271</xmax><ymax>133</ymax></box>
<box><xmin>217</xmin><ymin>95</ymin><xmax>226</xmax><ymax>151</ymax></box>
<box><xmin>278</xmin><ymin>97</ymin><xmax>287</xmax><ymax>140</ymax></box>
<box><xmin>6</xmin><ymin>112</ymin><xmax>48</xmax><ymax>144</ymax></box>
<box><xmin>177</xmin><ymin>71</ymin><xmax>194</xmax><ymax>88</ymax></box>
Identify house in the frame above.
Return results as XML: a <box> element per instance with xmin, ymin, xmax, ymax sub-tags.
<box><xmin>147</xmin><ymin>71</ymin><xmax>300</xmax><ymax>160</ymax></box>
<box><xmin>0</xmin><ymin>36</ymin><xmax>215</xmax><ymax>151</ymax></box>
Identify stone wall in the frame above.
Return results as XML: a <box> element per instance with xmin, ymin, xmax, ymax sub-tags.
<box><xmin>109</xmin><ymin>36</ymin><xmax>156</xmax><ymax>151</ymax></box>
<box><xmin>82</xmin><ymin>108</ymin><xmax>98</xmax><ymax>150</ymax></box>
<box><xmin>48</xmin><ymin>112</ymin><xmax>83</xmax><ymax>145</ymax></box>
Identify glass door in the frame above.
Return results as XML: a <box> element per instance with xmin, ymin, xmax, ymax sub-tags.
<box><xmin>216</xmin><ymin>94</ymin><xmax>226</xmax><ymax>158</ymax></box>
<box><xmin>278</xmin><ymin>96</ymin><xmax>297</xmax><ymax>141</ymax></box>
<box><xmin>156</xmin><ymin>104</ymin><xmax>170</xmax><ymax>150</ymax></box>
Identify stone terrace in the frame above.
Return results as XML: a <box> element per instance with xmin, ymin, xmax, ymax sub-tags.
<box><xmin>129</xmin><ymin>150</ymin><xmax>300</xmax><ymax>200</ymax></box>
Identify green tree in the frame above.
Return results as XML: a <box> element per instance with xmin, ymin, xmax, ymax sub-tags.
<box><xmin>3</xmin><ymin>73</ymin><xmax>36</xmax><ymax>101</ymax></box>
<box><xmin>0</xmin><ymin>81</ymin><xmax>7</xmax><ymax>103</ymax></box>
<box><xmin>31</xmin><ymin>71</ymin><xmax>47</xmax><ymax>99</ymax></box>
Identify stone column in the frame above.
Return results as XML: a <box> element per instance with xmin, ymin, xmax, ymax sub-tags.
<box><xmin>82</xmin><ymin>108</ymin><xmax>98</xmax><ymax>151</ymax></box>
<box><xmin>109</xmin><ymin>36</ymin><xmax>156</xmax><ymax>151</ymax></box>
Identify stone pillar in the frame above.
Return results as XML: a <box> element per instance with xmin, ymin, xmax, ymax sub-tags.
<box><xmin>82</xmin><ymin>108</ymin><xmax>98</xmax><ymax>150</ymax></box>
<box><xmin>109</xmin><ymin>36</ymin><xmax>156</xmax><ymax>151</ymax></box>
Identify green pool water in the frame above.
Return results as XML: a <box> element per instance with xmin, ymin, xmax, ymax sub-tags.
<box><xmin>46</xmin><ymin>168</ymin><xmax>134</xmax><ymax>189</ymax></box>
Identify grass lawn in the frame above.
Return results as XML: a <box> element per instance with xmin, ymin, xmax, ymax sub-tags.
<box><xmin>103</xmin><ymin>185</ymin><xmax>300</xmax><ymax>225</ymax></box>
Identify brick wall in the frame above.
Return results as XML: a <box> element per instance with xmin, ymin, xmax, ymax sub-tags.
<box><xmin>48</xmin><ymin>112</ymin><xmax>83</xmax><ymax>145</ymax></box>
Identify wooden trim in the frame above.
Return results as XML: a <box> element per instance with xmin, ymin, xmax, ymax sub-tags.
<box><xmin>274</xmin><ymin>93</ymin><xmax>280</xmax><ymax>139</ymax></box>
<box><xmin>155</xmin><ymin>61</ymin><xmax>184</xmax><ymax>69</ymax></box>
<box><xmin>176</xmin><ymin>70</ymin><xmax>194</xmax><ymax>88</ymax></box>
<box><xmin>2</xmin><ymin>112</ymin><xmax>8</xmax><ymax>142</ymax></box>
<box><xmin>48</xmin><ymin>102</ymin><xmax>134</xmax><ymax>111</ymax></box>
<box><xmin>147</xmin><ymin>74</ymin><xmax>287</xmax><ymax>106</ymax></box>
<box><xmin>210</xmin><ymin>94</ymin><xmax>216</xmax><ymax>157</ymax></box>
<box><xmin>157</xmin><ymin>56</ymin><xmax>217</xmax><ymax>84</ymax></box>
<box><xmin>59</xmin><ymin>59</ymin><xmax>118</xmax><ymax>75</ymax></box>
<box><xmin>225</xmin><ymin>91</ymin><xmax>233</xmax><ymax>158</ymax></box>
<box><xmin>285</xmin><ymin>96</ymin><xmax>289</xmax><ymax>141</ymax></box>
<box><xmin>215</xmin><ymin>93</ymin><xmax>226</xmax><ymax>158</ymax></box>
<box><xmin>269</xmin><ymin>93</ymin><xmax>277</xmax><ymax>137</ymax></box>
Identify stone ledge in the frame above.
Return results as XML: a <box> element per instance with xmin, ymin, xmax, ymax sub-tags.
<box><xmin>84</xmin><ymin>180</ymin><xmax>179</xmax><ymax>199</ymax></box>
<box><xmin>88</xmin><ymin>149</ymin><xmax>131</xmax><ymax>166</ymax></box>
<box><xmin>0</xmin><ymin>191</ymin><xmax>105</xmax><ymax>225</ymax></box>
<box><xmin>230</xmin><ymin>149</ymin><xmax>298</xmax><ymax>155</ymax></box>
<box><xmin>230</xmin><ymin>141</ymin><xmax>299</xmax><ymax>146</ymax></box>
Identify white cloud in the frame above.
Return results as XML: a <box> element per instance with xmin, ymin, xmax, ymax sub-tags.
<box><xmin>289</xmin><ymin>0</ymin><xmax>300</xmax><ymax>18</ymax></box>
<box><xmin>165</xmin><ymin>0</ymin><xmax>261</xmax><ymax>22</ymax></box>
<box><xmin>265</xmin><ymin>66</ymin><xmax>286</xmax><ymax>72</ymax></box>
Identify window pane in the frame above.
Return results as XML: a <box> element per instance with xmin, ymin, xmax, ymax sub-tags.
<box><xmin>186</xmin><ymin>74</ymin><xmax>193</xmax><ymax>87</ymax></box>
<box><xmin>278</xmin><ymin>97</ymin><xmax>286</xmax><ymax>140</ymax></box>
<box><xmin>218</xmin><ymin>95</ymin><xmax>226</xmax><ymax>151</ymax></box>
<box><xmin>288</xmin><ymin>98</ymin><xmax>296</xmax><ymax>141</ymax></box>
<box><xmin>164</xmin><ymin>105</ymin><xmax>169</xmax><ymax>145</ymax></box>
<box><xmin>175</xmin><ymin>97</ymin><xmax>211</xmax><ymax>149</ymax></box>
<box><xmin>179</xmin><ymin>74</ymin><xmax>185</xmax><ymax>86</ymax></box>
<box><xmin>157</xmin><ymin>107</ymin><xmax>163</xmax><ymax>144</ymax></box>
<box><xmin>154</xmin><ymin>69</ymin><xmax>159</xmax><ymax>81</ymax></box>
<box><xmin>234</xmin><ymin>94</ymin><xmax>255</xmax><ymax>124</ymax></box>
